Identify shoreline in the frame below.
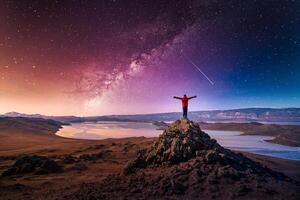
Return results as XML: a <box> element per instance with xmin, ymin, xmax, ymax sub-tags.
<box><xmin>198</xmin><ymin>122</ymin><xmax>300</xmax><ymax>147</ymax></box>
<box><xmin>56</xmin><ymin>120</ymin><xmax>300</xmax><ymax>147</ymax></box>
<box><xmin>55</xmin><ymin>122</ymin><xmax>300</xmax><ymax>161</ymax></box>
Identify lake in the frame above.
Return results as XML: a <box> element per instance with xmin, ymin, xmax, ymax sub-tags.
<box><xmin>56</xmin><ymin>121</ymin><xmax>300</xmax><ymax>161</ymax></box>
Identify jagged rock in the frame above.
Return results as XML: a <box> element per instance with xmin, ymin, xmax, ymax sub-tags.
<box><xmin>2</xmin><ymin>155</ymin><xmax>63</xmax><ymax>176</ymax></box>
<box><xmin>124</xmin><ymin>120</ymin><xmax>289</xmax><ymax>178</ymax></box>
<box><xmin>125</xmin><ymin>119</ymin><xmax>221</xmax><ymax>172</ymax></box>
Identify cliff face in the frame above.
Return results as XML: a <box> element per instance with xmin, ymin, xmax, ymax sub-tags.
<box><xmin>69</xmin><ymin>119</ymin><xmax>299</xmax><ymax>200</ymax></box>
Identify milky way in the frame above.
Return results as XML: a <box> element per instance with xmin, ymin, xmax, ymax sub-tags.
<box><xmin>0</xmin><ymin>0</ymin><xmax>299</xmax><ymax>115</ymax></box>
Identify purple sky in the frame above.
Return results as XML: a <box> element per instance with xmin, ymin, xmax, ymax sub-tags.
<box><xmin>0</xmin><ymin>0</ymin><xmax>299</xmax><ymax>116</ymax></box>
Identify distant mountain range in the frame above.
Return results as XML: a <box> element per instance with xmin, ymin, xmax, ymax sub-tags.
<box><xmin>2</xmin><ymin>108</ymin><xmax>300</xmax><ymax>123</ymax></box>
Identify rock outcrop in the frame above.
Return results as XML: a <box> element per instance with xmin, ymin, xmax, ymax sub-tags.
<box><xmin>124</xmin><ymin>119</ymin><xmax>284</xmax><ymax>177</ymax></box>
<box><xmin>148</xmin><ymin>119</ymin><xmax>220</xmax><ymax>164</ymax></box>
<box><xmin>124</xmin><ymin>119</ymin><xmax>221</xmax><ymax>173</ymax></box>
<box><xmin>2</xmin><ymin>155</ymin><xmax>63</xmax><ymax>176</ymax></box>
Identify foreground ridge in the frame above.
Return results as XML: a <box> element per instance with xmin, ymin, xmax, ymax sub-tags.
<box><xmin>69</xmin><ymin>119</ymin><xmax>299</xmax><ymax>200</ymax></box>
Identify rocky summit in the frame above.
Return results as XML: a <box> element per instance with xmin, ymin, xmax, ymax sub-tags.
<box><xmin>124</xmin><ymin>119</ymin><xmax>221</xmax><ymax>173</ymax></box>
<box><xmin>69</xmin><ymin>119</ymin><xmax>299</xmax><ymax>200</ymax></box>
<box><xmin>123</xmin><ymin>119</ymin><xmax>283</xmax><ymax>176</ymax></box>
<box><xmin>146</xmin><ymin>119</ymin><xmax>221</xmax><ymax>164</ymax></box>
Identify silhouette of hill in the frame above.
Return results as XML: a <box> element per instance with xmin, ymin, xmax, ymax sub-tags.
<box><xmin>0</xmin><ymin>117</ymin><xmax>64</xmax><ymax>135</ymax></box>
<box><xmin>107</xmin><ymin>108</ymin><xmax>300</xmax><ymax>123</ymax></box>
<box><xmin>3</xmin><ymin>107</ymin><xmax>300</xmax><ymax>123</ymax></box>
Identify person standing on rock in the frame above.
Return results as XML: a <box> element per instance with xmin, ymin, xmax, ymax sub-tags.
<box><xmin>173</xmin><ymin>94</ymin><xmax>197</xmax><ymax>119</ymax></box>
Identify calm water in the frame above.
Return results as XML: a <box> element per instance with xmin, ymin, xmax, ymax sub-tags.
<box><xmin>165</xmin><ymin>121</ymin><xmax>300</xmax><ymax>125</ymax></box>
<box><xmin>56</xmin><ymin>121</ymin><xmax>300</xmax><ymax>160</ymax></box>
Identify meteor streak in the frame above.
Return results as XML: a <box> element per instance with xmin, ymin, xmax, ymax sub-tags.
<box><xmin>182</xmin><ymin>53</ymin><xmax>214</xmax><ymax>85</ymax></box>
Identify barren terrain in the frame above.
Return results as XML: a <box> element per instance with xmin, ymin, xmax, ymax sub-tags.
<box><xmin>0</xmin><ymin>117</ymin><xmax>299</xmax><ymax>199</ymax></box>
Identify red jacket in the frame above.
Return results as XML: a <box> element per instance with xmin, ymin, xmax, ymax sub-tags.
<box><xmin>174</xmin><ymin>96</ymin><xmax>197</xmax><ymax>107</ymax></box>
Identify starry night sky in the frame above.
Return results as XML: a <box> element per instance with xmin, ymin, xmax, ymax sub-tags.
<box><xmin>0</xmin><ymin>0</ymin><xmax>299</xmax><ymax>116</ymax></box>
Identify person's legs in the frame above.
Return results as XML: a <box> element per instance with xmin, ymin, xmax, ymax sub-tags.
<box><xmin>183</xmin><ymin>106</ymin><xmax>187</xmax><ymax>118</ymax></box>
<box><xmin>185</xmin><ymin>106</ymin><xmax>188</xmax><ymax>118</ymax></box>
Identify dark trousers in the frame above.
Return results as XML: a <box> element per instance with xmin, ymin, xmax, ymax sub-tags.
<box><xmin>183</xmin><ymin>106</ymin><xmax>188</xmax><ymax>118</ymax></box>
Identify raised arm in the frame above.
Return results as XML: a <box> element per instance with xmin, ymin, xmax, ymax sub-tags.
<box><xmin>173</xmin><ymin>96</ymin><xmax>182</xmax><ymax>100</ymax></box>
<box><xmin>188</xmin><ymin>96</ymin><xmax>197</xmax><ymax>100</ymax></box>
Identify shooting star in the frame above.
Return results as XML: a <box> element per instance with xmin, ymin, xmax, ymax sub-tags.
<box><xmin>181</xmin><ymin>53</ymin><xmax>214</xmax><ymax>85</ymax></box>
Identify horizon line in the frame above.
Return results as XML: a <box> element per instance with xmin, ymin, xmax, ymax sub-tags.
<box><xmin>2</xmin><ymin>107</ymin><xmax>300</xmax><ymax>118</ymax></box>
